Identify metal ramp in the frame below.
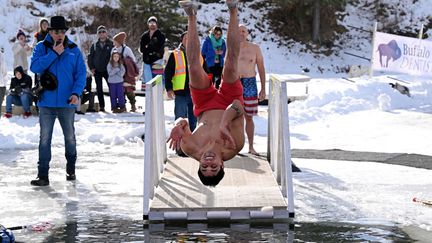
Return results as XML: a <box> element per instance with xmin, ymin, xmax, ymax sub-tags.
<box><xmin>143</xmin><ymin>74</ymin><xmax>308</xmax><ymax>223</ymax></box>
<box><xmin>148</xmin><ymin>155</ymin><xmax>289</xmax><ymax>222</ymax></box>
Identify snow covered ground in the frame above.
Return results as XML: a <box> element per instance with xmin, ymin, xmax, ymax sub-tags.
<box><xmin>1</xmin><ymin>74</ymin><xmax>431</xmax><ymax>241</ymax></box>
<box><xmin>0</xmin><ymin>0</ymin><xmax>432</xmax><ymax>241</ymax></box>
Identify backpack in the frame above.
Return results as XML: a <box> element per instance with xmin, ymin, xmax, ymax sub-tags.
<box><xmin>120</xmin><ymin>45</ymin><xmax>139</xmax><ymax>93</ymax></box>
<box><xmin>0</xmin><ymin>225</ymin><xmax>15</xmax><ymax>243</ymax></box>
<box><xmin>120</xmin><ymin>45</ymin><xmax>139</xmax><ymax>83</ymax></box>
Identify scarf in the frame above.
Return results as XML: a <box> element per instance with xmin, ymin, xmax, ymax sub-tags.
<box><xmin>210</xmin><ymin>33</ymin><xmax>223</xmax><ymax>63</ymax></box>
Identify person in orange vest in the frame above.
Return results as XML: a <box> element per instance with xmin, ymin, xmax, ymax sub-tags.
<box><xmin>165</xmin><ymin>31</ymin><xmax>197</xmax><ymax>156</ymax></box>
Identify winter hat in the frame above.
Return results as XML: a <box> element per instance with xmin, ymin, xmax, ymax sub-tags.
<box><xmin>14</xmin><ymin>66</ymin><xmax>24</xmax><ymax>76</ymax></box>
<box><xmin>147</xmin><ymin>16</ymin><xmax>158</xmax><ymax>24</ymax></box>
<box><xmin>111</xmin><ymin>48</ymin><xmax>120</xmax><ymax>56</ymax></box>
<box><xmin>113</xmin><ymin>32</ymin><xmax>126</xmax><ymax>45</ymax></box>
<box><xmin>16</xmin><ymin>29</ymin><xmax>26</xmax><ymax>39</ymax></box>
<box><xmin>47</xmin><ymin>16</ymin><xmax>68</xmax><ymax>31</ymax></box>
<box><xmin>97</xmin><ymin>25</ymin><xmax>107</xmax><ymax>33</ymax></box>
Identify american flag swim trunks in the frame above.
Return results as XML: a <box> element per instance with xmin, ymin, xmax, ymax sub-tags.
<box><xmin>241</xmin><ymin>77</ymin><xmax>258</xmax><ymax>116</ymax></box>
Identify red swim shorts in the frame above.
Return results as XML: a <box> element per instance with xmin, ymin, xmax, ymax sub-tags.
<box><xmin>190</xmin><ymin>79</ymin><xmax>244</xmax><ymax>117</ymax></box>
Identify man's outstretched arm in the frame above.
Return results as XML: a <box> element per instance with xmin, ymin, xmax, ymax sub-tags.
<box><xmin>166</xmin><ymin>118</ymin><xmax>192</xmax><ymax>151</ymax></box>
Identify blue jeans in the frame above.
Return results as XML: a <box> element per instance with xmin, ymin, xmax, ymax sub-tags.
<box><xmin>6</xmin><ymin>93</ymin><xmax>32</xmax><ymax>113</ymax></box>
<box><xmin>142</xmin><ymin>63</ymin><xmax>153</xmax><ymax>83</ymax></box>
<box><xmin>38</xmin><ymin>107</ymin><xmax>77</xmax><ymax>177</ymax></box>
<box><xmin>141</xmin><ymin>63</ymin><xmax>165</xmax><ymax>90</ymax></box>
<box><xmin>175</xmin><ymin>95</ymin><xmax>197</xmax><ymax>131</ymax></box>
<box><xmin>94</xmin><ymin>71</ymin><xmax>109</xmax><ymax>110</ymax></box>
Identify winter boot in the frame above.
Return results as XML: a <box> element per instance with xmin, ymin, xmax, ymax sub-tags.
<box><xmin>23</xmin><ymin>111</ymin><xmax>32</xmax><ymax>118</ymax></box>
<box><xmin>4</xmin><ymin>112</ymin><xmax>12</xmax><ymax>118</ymax></box>
<box><xmin>130</xmin><ymin>104</ymin><xmax>137</xmax><ymax>112</ymax></box>
<box><xmin>30</xmin><ymin>176</ymin><xmax>50</xmax><ymax>186</ymax></box>
<box><xmin>66</xmin><ymin>173</ymin><xmax>76</xmax><ymax>181</ymax></box>
<box><xmin>66</xmin><ymin>168</ymin><xmax>76</xmax><ymax>181</ymax></box>
<box><xmin>179</xmin><ymin>1</ymin><xmax>198</xmax><ymax>16</ymax></box>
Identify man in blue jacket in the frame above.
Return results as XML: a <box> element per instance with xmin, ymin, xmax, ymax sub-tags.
<box><xmin>30</xmin><ymin>16</ymin><xmax>86</xmax><ymax>186</ymax></box>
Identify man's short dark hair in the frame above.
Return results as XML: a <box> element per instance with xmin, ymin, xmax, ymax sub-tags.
<box><xmin>198</xmin><ymin>167</ymin><xmax>225</xmax><ymax>187</ymax></box>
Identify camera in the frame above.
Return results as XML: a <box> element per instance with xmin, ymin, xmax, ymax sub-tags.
<box><xmin>31</xmin><ymin>84</ymin><xmax>44</xmax><ymax>99</ymax></box>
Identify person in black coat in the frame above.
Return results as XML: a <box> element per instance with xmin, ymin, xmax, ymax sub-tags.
<box><xmin>139</xmin><ymin>16</ymin><xmax>165</xmax><ymax>88</ymax></box>
<box><xmin>4</xmin><ymin>66</ymin><xmax>33</xmax><ymax>118</ymax></box>
<box><xmin>87</xmin><ymin>25</ymin><xmax>113</xmax><ymax>112</ymax></box>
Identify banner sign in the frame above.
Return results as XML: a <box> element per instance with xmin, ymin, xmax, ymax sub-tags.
<box><xmin>372</xmin><ymin>31</ymin><xmax>432</xmax><ymax>77</ymax></box>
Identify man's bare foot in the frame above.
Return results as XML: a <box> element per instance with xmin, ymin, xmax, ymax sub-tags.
<box><xmin>179</xmin><ymin>0</ymin><xmax>198</xmax><ymax>16</ymax></box>
<box><xmin>248</xmin><ymin>148</ymin><xmax>259</xmax><ymax>156</ymax></box>
<box><xmin>225</xmin><ymin>0</ymin><xmax>238</xmax><ymax>9</ymax></box>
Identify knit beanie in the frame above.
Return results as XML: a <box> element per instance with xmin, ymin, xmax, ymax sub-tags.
<box><xmin>97</xmin><ymin>25</ymin><xmax>107</xmax><ymax>33</ymax></box>
<box><xmin>113</xmin><ymin>32</ymin><xmax>126</xmax><ymax>45</ymax></box>
<box><xmin>16</xmin><ymin>29</ymin><xmax>26</xmax><ymax>39</ymax></box>
<box><xmin>147</xmin><ymin>16</ymin><xmax>158</xmax><ymax>24</ymax></box>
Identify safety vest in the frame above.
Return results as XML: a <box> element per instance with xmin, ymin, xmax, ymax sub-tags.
<box><xmin>172</xmin><ymin>49</ymin><xmax>187</xmax><ymax>91</ymax></box>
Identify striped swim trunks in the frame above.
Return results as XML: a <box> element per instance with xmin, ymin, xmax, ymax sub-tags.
<box><xmin>241</xmin><ymin>77</ymin><xmax>258</xmax><ymax>116</ymax></box>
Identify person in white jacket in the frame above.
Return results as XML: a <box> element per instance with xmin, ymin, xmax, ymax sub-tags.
<box><xmin>12</xmin><ymin>29</ymin><xmax>32</xmax><ymax>73</ymax></box>
<box><xmin>0</xmin><ymin>48</ymin><xmax>8</xmax><ymax>114</ymax></box>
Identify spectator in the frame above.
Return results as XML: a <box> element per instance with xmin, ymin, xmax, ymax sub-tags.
<box><xmin>164</xmin><ymin>31</ymin><xmax>197</xmax><ymax>155</ymax></box>
<box><xmin>32</xmin><ymin>18</ymin><xmax>49</xmax><ymax>107</ymax></box>
<box><xmin>112</xmin><ymin>32</ymin><xmax>138</xmax><ymax>112</ymax></box>
<box><xmin>238</xmin><ymin>24</ymin><xmax>266</xmax><ymax>155</ymax></box>
<box><xmin>75</xmin><ymin>75</ymin><xmax>96</xmax><ymax>115</ymax></box>
<box><xmin>87</xmin><ymin>25</ymin><xmax>114</xmax><ymax>112</ymax></box>
<box><xmin>4</xmin><ymin>66</ymin><xmax>33</xmax><ymax>118</ymax></box>
<box><xmin>30</xmin><ymin>16</ymin><xmax>86</xmax><ymax>186</ymax></box>
<box><xmin>0</xmin><ymin>48</ymin><xmax>6</xmax><ymax>115</ymax></box>
<box><xmin>32</xmin><ymin>18</ymin><xmax>49</xmax><ymax>46</ymax></box>
<box><xmin>139</xmin><ymin>16</ymin><xmax>165</xmax><ymax>89</ymax></box>
<box><xmin>82</xmin><ymin>74</ymin><xmax>96</xmax><ymax>112</ymax></box>
<box><xmin>202</xmin><ymin>25</ymin><xmax>226</xmax><ymax>89</ymax></box>
<box><xmin>107</xmin><ymin>50</ymin><xmax>126</xmax><ymax>113</ymax></box>
<box><xmin>12</xmin><ymin>29</ymin><xmax>32</xmax><ymax>73</ymax></box>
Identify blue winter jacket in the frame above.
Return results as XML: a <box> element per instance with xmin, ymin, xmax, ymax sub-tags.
<box><xmin>201</xmin><ymin>36</ymin><xmax>226</xmax><ymax>68</ymax></box>
<box><xmin>30</xmin><ymin>35</ymin><xmax>86</xmax><ymax>108</ymax></box>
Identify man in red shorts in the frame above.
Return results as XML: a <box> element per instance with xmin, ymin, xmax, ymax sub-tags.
<box><xmin>167</xmin><ymin>0</ymin><xmax>244</xmax><ymax>186</ymax></box>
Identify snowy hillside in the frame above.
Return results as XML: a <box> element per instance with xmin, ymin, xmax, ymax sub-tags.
<box><xmin>1</xmin><ymin>0</ymin><xmax>432</xmax><ymax>77</ymax></box>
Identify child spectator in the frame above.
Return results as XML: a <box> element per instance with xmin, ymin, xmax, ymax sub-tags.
<box><xmin>4</xmin><ymin>66</ymin><xmax>33</xmax><ymax>118</ymax></box>
<box><xmin>13</xmin><ymin>29</ymin><xmax>32</xmax><ymax>73</ymax></box>
<box><xmin>112</xmin><ymin>32</ymin><xmax>138</xmax><ymax>112</ymax></box>
<box><xmin>107</xmin><ymin>50</ymin><xmax>126</xmax><ymax>113</ymax></box>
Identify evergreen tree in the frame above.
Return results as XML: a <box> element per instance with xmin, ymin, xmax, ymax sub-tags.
<box><xmin>272</xmin><ymin>0</ymin><xmax>346</xmax><ymax>43</ymax></box>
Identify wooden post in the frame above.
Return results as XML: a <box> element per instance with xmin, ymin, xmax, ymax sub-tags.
<box><xmin>369</xmin><ymin>22</ymin><xmax>378</xmax><ymax>77</ymax></box>
<box><xmin>418</xmin><ymin>24</ymin><xmax>424</xmax><ymax>39</ymax></box>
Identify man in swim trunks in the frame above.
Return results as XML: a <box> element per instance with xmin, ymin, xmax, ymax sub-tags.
<box><xmin>167</xmin><ymin>0</ymin><xmax>244</xmax><ymax>186</ymax></box>
<box><xmin>238</xmin><ymin>25</ymin><xmax>266</xmax><ymax>155</ymax></box>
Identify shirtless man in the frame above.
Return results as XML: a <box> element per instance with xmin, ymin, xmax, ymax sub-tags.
<box><xmin>238</xmin><ymin>25</ymin><xmax>266</xmax><ymax>155</ymax></box>
<box><xmin>167</xmin><ymin>0</ymin><xmax>244</xmax><ymax>186</ymax></box>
